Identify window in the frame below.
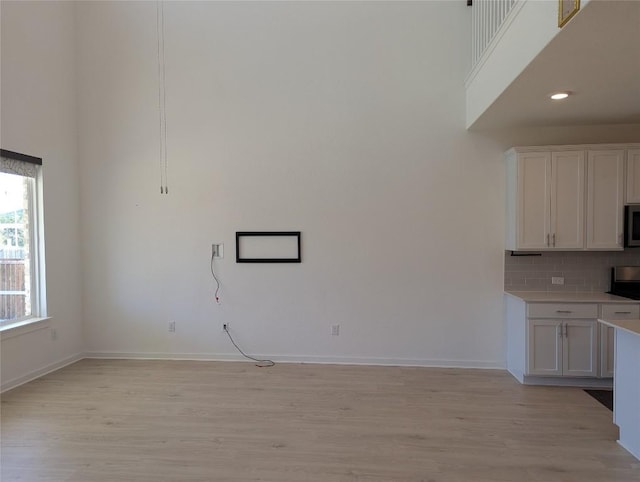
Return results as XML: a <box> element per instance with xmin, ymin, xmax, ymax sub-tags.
<box><xmin>0</xmin><ymin>149</ymin><xmax>45</xmax><ymax>325</ymax></box>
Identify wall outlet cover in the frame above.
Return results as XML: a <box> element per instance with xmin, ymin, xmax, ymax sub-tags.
<box><xmin>552</xmin><ymin>277</ymin><xmax>565</xmax><ymax>285</ymax></box>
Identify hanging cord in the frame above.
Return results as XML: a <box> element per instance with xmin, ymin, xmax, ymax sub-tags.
<box><xmin>161</xmin><ymin>0</ymin><xmax>168</xmax><ymax>194</ymax></box>
<box><xmin>210</xmin><ymin>247</ymin><xmax>221</xmax><ymax>304</ymax></box>
<box><xmin>156</xmin><ymin>1</ymin><xmax>168</xmax><ymax>194</ymax></box>
<box><xmin>223</xmin><ymin>325</ymin><xmax>275</xmax><ymax>368</ymax></box>
<box><xmin>209</xmin><ymin>247</ymin><xmax>273</xmax><ymax>367</ymax></box>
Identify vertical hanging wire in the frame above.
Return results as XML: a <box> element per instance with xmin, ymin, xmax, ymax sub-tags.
<box><xmin>157</xmin><ymin>1</ymin><xmax>168</xmax><ymax>194</ymax></box>
<box><xmin>161</xmin><ymin>0</ymin><xmax>168</xmax><ymax>194</ymax></box>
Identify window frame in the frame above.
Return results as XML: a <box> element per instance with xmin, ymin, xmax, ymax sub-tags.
<box><xmin>0</xmin><ymin>150</ymin><xmax>47</xmax><ymax>328</ymax></box>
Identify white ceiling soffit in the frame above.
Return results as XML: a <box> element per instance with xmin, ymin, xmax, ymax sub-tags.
<box><xmin>470</xmin><ymin>0</ymin><xmax>640</xmax><ymax>131</ymax></box>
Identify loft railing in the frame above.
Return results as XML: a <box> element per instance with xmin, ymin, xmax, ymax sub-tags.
<box><xmin>471</xmin><ymin>0</ymin><xmax>519</xmax><ymax>69</ymax></box>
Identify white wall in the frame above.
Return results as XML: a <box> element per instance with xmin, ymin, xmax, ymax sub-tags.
<box><xmin>1</xmin><ymin>1</ymin><xmax>83</xmax><ymax>389</ymax></box>
<box><xmin>2</xmin><ymin>1</ymin><xmax>633</xmax><ymax>381</ymax></box>
<box><xmin>77</xmin><ymin>1</ymin><xmax>508</xmax><ymax>367</ymax></box>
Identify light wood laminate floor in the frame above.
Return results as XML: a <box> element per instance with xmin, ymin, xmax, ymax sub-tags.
<box><xmin>1</xmin><ymin>359</ymin><xmax>639</xmax><ymax>481</ymax></box>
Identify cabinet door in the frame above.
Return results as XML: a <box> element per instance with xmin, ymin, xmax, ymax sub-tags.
<box><xmin>563</xmin><ymin>320</ymin><xmax>597</xmax><ymax>377</ymax></box>
<box><xmin>597</xmin><ymin>303</ymin><xmax>639</xmax><ymax>378</ymax></box>
<box><xmin>517</xmin><ymin>152</ymin><xmax>551</xmax><ymax>250</ymax></box>
<box><xmin>586</xmin><ymin>150</ymin><xmax>624</xmax><ymax>250</ymax></box>
<box><xmin>600</xmin><ymin>325</ymin><xmax>615</xmax><ymax>378</ymax></box>
<box><xmin>625</xmin><ymin>149</ymin><xmax>640</xmax><ymax>204</ymax></box>
<box><xmin>527</xmin><ymin>320</ymin><xmax>562</xmax><ymax>376</ymax></box>
<box><xmin>550</xmin><ymin>151</ymin><xmax>585</xmax><ymax>249</ymax></box>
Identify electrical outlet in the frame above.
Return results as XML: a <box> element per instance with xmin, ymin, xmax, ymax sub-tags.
<box><xmin>552</xmin><ymin>277</ymin><xmax>565</xmax><ymax>285</ymax></box>
<box><xmin>212</xmin><ymin>243</ymin><xmax>224</xmax><ymax>258</ymax></box>
<box><xmin>223</xmin><ymin>322</ymin><xmax>230</xmax><ymax>332</ymax></box>
<box><xmin>168</xmin><ymin>321</ymin><xmax>176</xmax><ymax>333</ymax></box>
<box><xmin>331</xmin><ymin>324</ymin><xmax>340</xmax><ymax>336</ymax></box>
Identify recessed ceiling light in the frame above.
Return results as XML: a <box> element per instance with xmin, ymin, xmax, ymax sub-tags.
<box><xmin>550</xmin><ymin>92</ymin><xmax>570</xmax><ymax>100</ymax></box>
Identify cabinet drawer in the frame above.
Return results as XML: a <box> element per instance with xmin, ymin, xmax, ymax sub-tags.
<box><xmin>528</xmin><ymin>303</ymin><xmax>598</xmax><ymax>319</ymax></box>
<box><xmin>601</xmin><ymin>304</ymin><xmax>640</xmax><ymax>319</ymax></box>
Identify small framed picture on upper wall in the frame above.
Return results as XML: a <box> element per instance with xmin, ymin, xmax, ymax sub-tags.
<box><xmin>559</xmin><ymin>0</ymin><xmax>580</xmax><ymax>27</ymax></box>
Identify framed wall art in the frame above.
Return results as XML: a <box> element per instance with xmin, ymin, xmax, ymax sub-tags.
<box><xmin>236</xmin><ymin>231</ymin><xmax>301</xmax><ymax>263</ymax></box>
<box><xmin>559</xmin><ymin>0</ymin><xmax>580</xmax><ymax>27</ymax></box>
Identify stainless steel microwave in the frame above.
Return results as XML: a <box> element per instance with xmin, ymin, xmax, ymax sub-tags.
<box><xmin>625</xmin><ymin>205</ymin><xmax>640</xmax><ymax>247</ymax></box>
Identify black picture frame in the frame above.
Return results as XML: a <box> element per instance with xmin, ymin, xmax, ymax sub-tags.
<box><xmin>236</xmin><ymin>231</ymin><xmax>301</xmax><ymax>263</ymax></box>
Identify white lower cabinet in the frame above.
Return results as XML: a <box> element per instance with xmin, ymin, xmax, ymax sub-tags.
<box><xmin>527</xmin><ymin>319</ymin><xmax>562</xmax><ymax>376</ymax></box>
<box><xmin>506</xmin><ymin>296</ymin><xmax>640</xmax><ymax>385</ymax></box>
<box><xmin>524</xmin><ymin>302</ymin><xmax>598</xmax><ymax>379</ymax></box>
<box><xmin>527</xmin><ymin>318</ymin><xmax>597</xmax><ymax>377</ymax></box>
<box><xmin>563</xmin><ymin>320</ymin><xmax>598</xmax><ymax>377</ymax></box>
<box><xmin>599</xmin><ymin>303</ymin><xmax>640</xmax><ymax>378</ymax></box>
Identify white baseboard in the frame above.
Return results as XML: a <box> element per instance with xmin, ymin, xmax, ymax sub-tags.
<box><xmin>83</xmin><ymin>351</ymin><xmax>505</xmax><ymax>369</ymax></box>
<box><xmin>1</xmin><ymin>352</ymin><xmax>84</xmax><ymax>393</ymax></box>
<box><xmin>0</xmin><ymin>352</ymin><xmax>504</xmax><ymax>393</ymax></box>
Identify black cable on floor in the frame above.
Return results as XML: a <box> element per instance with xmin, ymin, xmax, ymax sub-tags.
<box><xmin>223</xmin><ymin>325</ymin><xmax>275</xmax><ymax>368</ymax></box>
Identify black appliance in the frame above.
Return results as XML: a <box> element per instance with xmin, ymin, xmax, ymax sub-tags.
<box><xmin>624</xmin><ymin>205</ymin><xmax>640</xmax><ymax>247</ymax></box>
<box><xmin>608</xmin><ymin>266</ymin><xmax>640</xmax><ymax>300</ymax></box>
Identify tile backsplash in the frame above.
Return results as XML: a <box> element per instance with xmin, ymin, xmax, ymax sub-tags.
<box><xmin>504</xmin><ymin>250</ymin><xmax>640</xmax><ymax>292</ymax></box>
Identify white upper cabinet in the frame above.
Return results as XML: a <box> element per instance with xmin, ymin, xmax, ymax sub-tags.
<box><xmin>506</xmin><ymin>144</ymin><xmax>639</xmax><ymax>252</ymax></box>
<box><xmin>550</xmin><ymin>151</ymin><xmax>585</xmax><ymax>249</ymax></box>
<box><xmin>506</xmin><ymin>149</ymin><xmax>584</xmax><ymax>251</ymax></box>
<box><xmin>512</xmin><ymin>152</ymin><xmax>551</xmax><ymax>250</ymax></box>
<box><xmin>626</xmin><ymin>149</ymin><xmax>640</xmax><ymax>204</ymax></box>
<box><xmin>586</xmin><ymin>150</ymin><xmax>624</xmax><ymax>250</ymax></box>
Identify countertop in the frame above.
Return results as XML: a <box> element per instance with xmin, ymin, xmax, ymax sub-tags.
<box><xmin>598</xmin><ymin>318</ymin><xmax>640</xmax><ymax>336</ymax></box>
<box><xmin>505</xmin><ymin>291</ymin><xmax>640</xmax><ymax>303</ymax></box>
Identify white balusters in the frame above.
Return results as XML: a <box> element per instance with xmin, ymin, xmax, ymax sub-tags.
<box><xmin>471</xmin><ymin>0</ymin><xmax>518</xmax><ymax>69</ymax></box>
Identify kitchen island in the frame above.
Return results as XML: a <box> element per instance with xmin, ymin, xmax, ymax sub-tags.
<box><xmin>598</xmin><ymin>318</ymin><xmax>640</xmax><ymax>461</ymax></box>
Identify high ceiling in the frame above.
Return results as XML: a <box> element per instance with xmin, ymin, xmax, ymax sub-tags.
<box><xmin>470</xmin><ymin>0</ymin><xmax>640</xmax><ymax>131</ymax></box>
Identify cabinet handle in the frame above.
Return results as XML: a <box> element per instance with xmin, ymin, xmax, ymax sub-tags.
<box><xmin>556</xmin><ymin>310</ymin><xmax>572</xmax><ymax>313</ymax></box>
<box><xmin>552</xmin><ymin>233</ymin><xmax>556</xmax><ymax>247</ymax></box>
<box><xmin>564</xmin><ymin>323</ymin><xmax>568</xmax><ymax>338</ymax></box>
<box><xmin>614</xmin><ymin>311</ymin><xmax>631</xmax><ymax>314</ymax></box>
<box><xmin>547</xmin><ymin>234</ymin><xmax>550</xmax><ymax>247</ymax></box>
